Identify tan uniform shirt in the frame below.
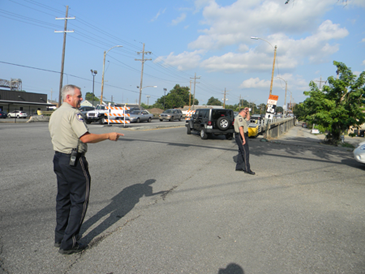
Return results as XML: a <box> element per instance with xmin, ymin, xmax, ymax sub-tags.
<box><xmin>49</xmin><ymin>102</ymin><xmax>89</xmax><ymax>154</ymax></box>
<box><xmin>234</xmin><ymin>114</ymin><xmax>248</xmax><ymax>134</ymax></box>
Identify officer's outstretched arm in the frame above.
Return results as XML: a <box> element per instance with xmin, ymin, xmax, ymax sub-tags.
<box><xmin>80</xmin><ymin>132</ymin><xmax>124</xmax><ymax>143</ymax></box>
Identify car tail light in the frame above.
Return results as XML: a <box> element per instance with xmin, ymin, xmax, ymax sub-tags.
<box><xmin>208</xmin><ymin>121</ymin><xmax>212</xmax><ymax>126</ymax></box>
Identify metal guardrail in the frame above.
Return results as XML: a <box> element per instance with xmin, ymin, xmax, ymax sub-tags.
<box><xmin>263</xmin><ymin>118</ymin><xmax>296</xmax><ymax>138</ymax></box>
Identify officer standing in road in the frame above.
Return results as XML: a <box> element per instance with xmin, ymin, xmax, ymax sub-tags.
<box><xmin>49</xmin><ymin>84</ymin><xmax>124</xmax><ymax>255</ymax></box>
<box><xmin>234</xmin><ymin>107</ymin><xmax>255</xmax><ymax>175</ymax></box>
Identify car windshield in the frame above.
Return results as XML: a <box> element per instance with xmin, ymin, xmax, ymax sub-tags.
<box><xmin>131</xmin><ymin>111</ymin><xmax>141</xmax><ymax>114</ymax></box>
<box><xmin>164</xmin><ymin>109</ymin><xmax>172</xmax><ymax>113</ymax></box>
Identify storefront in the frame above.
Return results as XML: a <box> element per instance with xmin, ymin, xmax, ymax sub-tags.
<box><xmin>0</xmin><ymin>89</ymin><xmax>53</xmax><ymax>115</ymax></box>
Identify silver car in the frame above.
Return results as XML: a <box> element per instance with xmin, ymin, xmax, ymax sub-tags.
<box><xmin>159</xmin><ymin>109</ymin><xmax>183</xmax><ymax>121</ymax></box>
<box><xmin>127</xmin><ymin>110</ymin><xmax>153</xmax><ymax>123</ymax></box>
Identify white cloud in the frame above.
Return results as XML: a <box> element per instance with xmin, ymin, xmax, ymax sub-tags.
<box><xmin>240</xmin><ymin>77</ymin><xmax>270</xmax><ymax>88</ymax></box>
<box><xmin>238</xmin><ymin>44</ymin><xmax>249</xmax><ymax>52</ymax></box>
<box><xmin>154</xmin><ymin>50</ymin><xmax>205</xmax><ymax>71</ymax></box>
<box><xmin>197</xmin><ymin>20</ymin><xmax>348</xmax><ymax>72</ymax></box>
<box><xmin>157</xmin><ymin>0</ymin><xmax>350</xmax><ymax>75</ymax></box>
<box><xmin>362</xmin><ymin>60</ymin><xmax>365</xmax><ymax>65</ymax></box>
<box><xmin>171</xmin><ymin>13</ymin><xmax>187</xmax><ymax>25</ymax></box>
<box><xmin>353</xmin><ymin>71</ymin><xmax>362</xmax><ymax>77</ymax></box>
<box><xmin>188</xmin><ymin>0</ymin><xmax>336</xmax><ymax>51</ymax></box>
<box><xmin>362</xmin><ymin>38</ymin><xmax>365</xmax><ymax>43</ymax></box>
<box><xmin>150</xmin><ymin>8</ymin><xmax>166</xmax><ymax>22</ymax></box>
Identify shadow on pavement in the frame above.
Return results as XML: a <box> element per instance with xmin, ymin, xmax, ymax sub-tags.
<box><xmin>121</xmin><ymin>134</ymin><xmax>355</xmax><ymax>168</ymax></box>
<box><xmin>81</xmin><ymin>179</ymin><xmax>167</xmax><ymax>246</ymax></box>
<box><xmin>218</xmin><ymin>263</ymin><xmax>244</xmax><ymax>274</ymax></box>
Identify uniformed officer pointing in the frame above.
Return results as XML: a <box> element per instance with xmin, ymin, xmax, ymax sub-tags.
<box><xmin>49</xmin><ymin>84</ymin><xmax>124</xmax><ymax>254</ymax></box>
<box><xmin>234</xmin><ymin>107</ymin><xmax>255</xmax><ymax>175</ymax></box>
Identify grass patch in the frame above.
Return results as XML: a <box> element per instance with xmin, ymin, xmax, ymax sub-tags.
<box><xmin>340</xmin><ymin>142</ymin><xmax>355</xmax><ymax>148</ymax></box>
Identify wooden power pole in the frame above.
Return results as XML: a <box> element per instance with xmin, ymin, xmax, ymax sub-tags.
<box><xmin>55</xmin><ymin>6</ymin><xmax>74</xmax><ymax>106</ymax></box>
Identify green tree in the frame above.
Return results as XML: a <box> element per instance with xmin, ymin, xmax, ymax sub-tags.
<box><xmin>276</xmin><ymin>106</ymin><xmax>283</xmax><ymax>113</ymax></box>
<box><xmin>141</xmin><ymin>103</ymin><xmax>152</xmax><ymax>109</ymax></box>
<box><xmin>153</xmin><ymin>84</ymin><xmax>198</xmax><ymax>109</ymax></box>
<box><xmin>293</xmin><ymin>103</ymin><xmax>307</xmax><ymax>120</ymax></box>
<box><xmin>85</xmin><ymin>92</ymin><xmax>99</xmax><ymax>104</ymax></box>
<box><xmin>207</xmin><ymin>97</ymin><xmax>222</xmax><ymax>106</ymax></box>
<box><xmin>302</xmin><ymin>61</ymin><xmax>365</xmax><ymax>145</ymax></box>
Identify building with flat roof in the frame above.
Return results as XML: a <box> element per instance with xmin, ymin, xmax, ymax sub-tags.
<box><xmin>0</xmin><ymin>89</ymin><xmax>53</xmax><ymax>115</ymax></box>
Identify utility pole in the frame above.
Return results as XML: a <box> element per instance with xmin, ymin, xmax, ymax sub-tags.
<box><xmin>189</xmin><ymin>80</ymin><xmax>193</xmax><ymax>109</ymax></box>
<box><xmin>222</xmin><ymin>88</ymin><xmax>228</xmax><ymax>108</ymax></box>
<box><xmin>55</xmin><ymin>6</ymin><xmax>74</xmax><ymax>106</ymax></box>
<box><xmin>315</xmin><ymin>76</ymin><xmax>327</xmax><ymax>91</ymax></box>
<box><xmin>100</xmin><ymin>45</ymin><xmax>122</xmax><ymax>105</ymax></box>
<box><xmin>190</xmin><ymin>73</ymin><xmax>200</xmax><ymax>110</ymax></box>
<box><xmin>269</xmin><ymin>45</ymin><xmax>277</xmax><ymax>95</ymax></box>
<box><xmin>135</xmin><ymin>43</ymin><xmax>152</xmax><ymax>108</ymax></box>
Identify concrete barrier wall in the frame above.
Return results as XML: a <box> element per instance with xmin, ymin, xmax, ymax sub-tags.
<box><xmin>264</xmin><ymin>118</ymin><xmax>296</xmax><ymax>139</ymax></box>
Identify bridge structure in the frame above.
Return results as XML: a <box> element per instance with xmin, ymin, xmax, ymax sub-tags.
<box><xmin>0</xmin><ymin>78</ymin><xmax>22</xmax><ymax>91</ymax></box>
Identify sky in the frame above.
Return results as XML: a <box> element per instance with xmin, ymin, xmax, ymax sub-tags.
<box><xmin>1</xmin><ymin>0</ymin><xmax>364</xmax><ymax>108</ymax></box>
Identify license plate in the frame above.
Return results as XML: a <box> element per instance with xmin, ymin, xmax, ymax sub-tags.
<box><xmin>206</xmin><ymin>125</ymin><xmax>212</xmax><ymax>129</ymax></box>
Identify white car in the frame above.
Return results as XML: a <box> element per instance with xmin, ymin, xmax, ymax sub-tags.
<box><xmin>8</xmin><ymin>110</ymin><xmax>28</xmax><ymax>118</ymax></box>
<box><xmin>353</xmin><ymin>141</ymin><xmax>365</xmax><ymax>164</ymax></box>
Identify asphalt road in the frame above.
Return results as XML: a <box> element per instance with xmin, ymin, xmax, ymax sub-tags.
<box><xmin>0</xmin><ymin>123</ymin><xmax>364</xmax><ymax>274</ymax></box>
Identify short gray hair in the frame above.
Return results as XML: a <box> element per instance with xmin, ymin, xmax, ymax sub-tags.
<box><xmin>62</xmin><ymin>84</ymin><xmax>81</xmax><ymax>101</ymax></box>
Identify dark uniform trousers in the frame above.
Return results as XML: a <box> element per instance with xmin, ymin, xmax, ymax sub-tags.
<box><xmin>235</xmin><ymin>132</ymin><xmax>251</xmax><ymax>172</ymax></box>
<box><xmin>53</xmin><ymin>151</ymin><xmax>91</xmax><ymax>250</ymax></box>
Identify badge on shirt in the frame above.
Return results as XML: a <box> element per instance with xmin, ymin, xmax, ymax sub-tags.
<box><xmin>76</xmin><ymin>113</ymin><xmax>84</xmax><ymax>122</ymax></box>
<box><xmin>239</xmin><ymin>118</ymin><xmax>243</xmax><ymax>122</ymax></box>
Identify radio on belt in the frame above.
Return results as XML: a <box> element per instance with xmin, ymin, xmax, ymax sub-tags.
<box><xmin>69</xmin><ymin>148</ymin><xmax>77</xmax><ymax>166</ymax></box>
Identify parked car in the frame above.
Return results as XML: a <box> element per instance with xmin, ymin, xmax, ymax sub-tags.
<box><xmin>248</xmin><ymin>123</ymin><xmax>260</xmax><ymax>138</ymax></box>
<box><xmin>250</xmin><ymin>114</ymin><xmax>265</xmax><ymax>123</ymax></box>
<box><xmin>0</xmin><ymin>111</ymin><xmax>7</xmax><ymax>119</ymax></box>
<box><xmin>7</xmin><ymin>110</ymin><xmax>28</xmax><ymax>118</ymax></box>
<box><xmin>126</xmin><ymin>110</ymin><xmax>153</xmax><ymax>123</ymax></box>
<box><xmin>159</xmin><ymin>109</ymin><xmax>183</xmax><ymax>121</ymax></box>
<box><xmin>302</xmin><ymin>122</ymin><xmax>307</xmax><ymax>128</ymax></box>
<box><xmin>353</xmin><ymin>141</ymin><xmax>365</xmax><ymax>164</ymax></box>
<box><xmin>186</xmin><ymin>108</ymin><xmax>235</xmax><ymax>139</ymax></box>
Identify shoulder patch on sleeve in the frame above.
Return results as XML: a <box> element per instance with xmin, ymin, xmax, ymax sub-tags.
<box><xmin>76</xmin><ymin>113</ymin><xmax>84</xmax><ymax>122</ymax></box>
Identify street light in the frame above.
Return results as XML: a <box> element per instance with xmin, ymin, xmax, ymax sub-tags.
<box><xmin>136</xmin><ymin>85</ymin><xmax>157</xmax><ymax>108</ymax></box>
<box><xmin>276</xmin><ymin>76</ymin><xmax>287</xmax><ymax>117</ymax></box>
<box><xmin>90</xmin><ymin>69</ymin><xmax>97</xmax><ymax>106</ymax></box>
<box><xmin>251</xmin><ymin>36</ymin><xmax>277</xmax><ymax>95</ymax></box>
<box><xmin>100</xmin><ymin>45</ymin><xmax>123</xmax><ymax>104</ymax></box>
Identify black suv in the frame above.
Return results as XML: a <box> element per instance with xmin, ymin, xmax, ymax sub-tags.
<box><xmin>186</xmin><ymin>108</ymin><xmax>235</xmax><ymax>139</ymax></box>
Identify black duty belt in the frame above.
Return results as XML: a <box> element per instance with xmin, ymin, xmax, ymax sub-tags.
<box><xmin>55</xmin><ymin>151</ymin><xmax>85</xmax><ymax>157</ymax></box>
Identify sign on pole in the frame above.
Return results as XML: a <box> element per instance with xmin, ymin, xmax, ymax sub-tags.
<box><xmin>265</xmin><ymin>94</ymin><xmax>279</xmax><ymax>120</ymax></box>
